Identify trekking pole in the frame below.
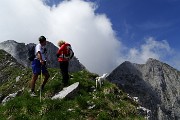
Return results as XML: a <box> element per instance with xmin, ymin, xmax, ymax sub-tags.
<box><xmin>40</xmin><ymin>67</ymin><xmax>42</xmax><ymax>103</ymax></box>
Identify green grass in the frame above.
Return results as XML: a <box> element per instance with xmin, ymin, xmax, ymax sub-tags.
<box><xmin>0</xmin><ymin>68</ymin><xmax>145</xmax><ymax>120</ymax></box>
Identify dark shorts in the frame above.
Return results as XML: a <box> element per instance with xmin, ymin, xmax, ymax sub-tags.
<box><xmin>32</xmin><ymin>59</ymin><xmax>48</xmax><ymax>75</ymax></box>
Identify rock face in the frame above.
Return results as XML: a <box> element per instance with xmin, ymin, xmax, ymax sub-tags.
<box><xmin>0</xmin><ymin>40</ymin><xmax>85</xmax><ymax>72</ymax></box>
<box><xmin>107</xmin><ymin>58</ymin><xmax>180</xmax><ymax>120</ymax></box>
<box><xmin>0</xmin><ymin>40</ymin><xmax>29</xmax><ymax>67</ymax></box>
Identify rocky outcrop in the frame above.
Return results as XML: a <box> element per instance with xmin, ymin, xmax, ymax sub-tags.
<box><xmin>51</xmin><ymin>82</ymin><xmax>79</xmax><ymax>100</ymax></box>
<box><xmin>107</xmin><ymin>58</ymin><xmax>180</xmax><ymax>120</ymax></box>
<box><xmin>0</xmin><ymin>40</ymin><xmax>85</xmax><ymax>72</ymax></box>
<box><xmin>1</xmin><ymin>88</ymin><xmax>24</xmax><ymax>105</ymax></box>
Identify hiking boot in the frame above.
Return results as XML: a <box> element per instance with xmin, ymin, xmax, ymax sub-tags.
<box><xmin>30</xmin><ymin>92</ymin><xmax>37</xmax><ymax>97</ymax></box>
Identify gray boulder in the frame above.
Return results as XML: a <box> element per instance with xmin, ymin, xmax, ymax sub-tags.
<box><xmin>51</xmin><ymin>82</ymin><xmax>79</xmax><ymax>100</ymax></box>
<box><xmin>1</xmin><ymin>88</ymin><xmax>24</xmax><ymax>105</ymax></box>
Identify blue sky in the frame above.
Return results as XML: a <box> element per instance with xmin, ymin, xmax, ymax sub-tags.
<box><xmin>96</xmin><ymin>0</ymin><xmax>180</xmax><ymax>48</ymax></box>
<box><xmin>0</xmin><ymin>0</ymin><xmax>180</xmax><ymax>74</ymax></box>
<box><xmin>46</xmin><ymin>0</ymin><xmax>180</xmax><ymax>50</ymax></box>
<box><xmin>96</xmin><ymin>0</ymin><xmax>180</xmax><ymax>64</ymax></box>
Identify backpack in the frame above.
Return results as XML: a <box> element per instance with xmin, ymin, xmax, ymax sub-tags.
<box><xmin>28</xmin><ymin>46</ymin><xmax>35</xmax><ymax>61</ymax></box>
<box><xmin>65</xmin><ymin>45</ymin><xmax>74</xmax><ymax>60</ymax></box>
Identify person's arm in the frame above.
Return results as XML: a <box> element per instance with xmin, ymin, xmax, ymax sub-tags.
<box><xmin>35</xmin><ymin>44</ymin><xmax>44</xmax><ymax>65</ymax></box>
<box><xmin>37</xmin><ymin>51</ymin><xmax>44</xmax><ymax>65</ymax></box>
<box><xmin>56</xmin><ymin>44</ymin><xmax>65</xmax><ymax>57</ymax></box>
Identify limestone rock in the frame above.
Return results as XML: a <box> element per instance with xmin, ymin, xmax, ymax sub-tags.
<box><xmin>52</xmin><ymin>82</ymin><xmax>79</xmax><ymax>100</ymax></box>
<box><xmin>2</xmin><ymin>88</ymin><xmax>24</xmax><ymax>105</ymax></box>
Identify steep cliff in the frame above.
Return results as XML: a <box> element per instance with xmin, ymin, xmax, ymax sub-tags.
<box><xmin>107</xmin><ymin>58</ymin><xmax>180</xmax><ymax>120</ymax></box>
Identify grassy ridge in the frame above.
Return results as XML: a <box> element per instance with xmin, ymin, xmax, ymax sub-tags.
<box><xmin>0</xmin><ymin>68</ymin><xmax>145</xmax><ymax>120</ymax></box>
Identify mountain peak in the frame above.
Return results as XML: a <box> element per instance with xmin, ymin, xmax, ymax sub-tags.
<box><xmin>146</xmin><ymin>58</ymin><xmax>161</xmax><ymax>64</ymax></box>
<box><xmin>1</xmin><ymin>40</ymin><xmax>18</xmax><ymax>44</ymax></box>
<box><xmin>107</xmin><ymin>59</ymin><xmax>180</xmax><ymax>119</ymax></box>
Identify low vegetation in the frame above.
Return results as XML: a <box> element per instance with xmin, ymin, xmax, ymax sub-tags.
<box><xmin>0</xmin><ymin>67</ymin><xmax>145</xmax><ymax>120</ymax></box>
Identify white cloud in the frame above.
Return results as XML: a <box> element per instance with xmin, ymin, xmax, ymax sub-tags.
<box><xmin>0</xmin><ymin>0</ymin><xmax>121</xmax><ymax>75</ymax></box>
<box><xmin>123</xmin><ymin>37</ymin><xmax>172</xmax><ymax>64</ymax></box>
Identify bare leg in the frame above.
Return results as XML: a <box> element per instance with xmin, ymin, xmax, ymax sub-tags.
<box><xmin>31</xmin><ymin>74</ymin><xmax>38</xmax><ymax>92</ymax></box>
<box><xmin>41</xmin><ymin>72</ymin><xmax>50</xmax><ymax>90</ymax></box>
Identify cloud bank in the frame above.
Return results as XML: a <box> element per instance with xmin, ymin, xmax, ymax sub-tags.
<box><xmin>125</xmin><ymin>37</ymin><xmax>171</xmax><ymax>64</ymax></box>
<box><xmin>0</xmin><ymin>0</ymin><xmax>177</xmax><ymax>74</ymax></box>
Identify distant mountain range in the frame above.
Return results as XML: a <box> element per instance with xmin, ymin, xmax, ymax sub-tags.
<box><xmin>107</xmin><ymin>58</ymin><xmax>180</xmax><ymax>120</ymax></box>
<box><xmin>0</xmin><ymin>40</ymin><xmax>85</xmax><ymax>72</ymax></box>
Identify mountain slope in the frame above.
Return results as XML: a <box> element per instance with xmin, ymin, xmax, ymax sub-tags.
<box><xmin>0</xmin><ymin>49</ymin><xmax>24</xmax><ymax>85</ymax></box>
<box><xmin>0</xmin><ymin>50</ymin><xmax>144</xmax><ymax>120</ymax></box>
<box><xmin>0</xmin><ymin>49</ymin><xmax>29</xmax><ymax>101</ymax></box>
<box><xmin>107</xmin><ymin>58</ymin><xmax>180</xmax><ymax>120</ymax></box>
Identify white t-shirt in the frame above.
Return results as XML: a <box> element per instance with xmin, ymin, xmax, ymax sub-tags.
<box><xmin>35</xmin><ymin>43</ymin><xmax>46</xmax><ymax>61</ymax></box>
